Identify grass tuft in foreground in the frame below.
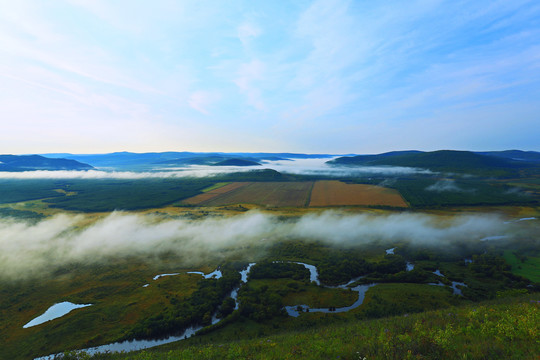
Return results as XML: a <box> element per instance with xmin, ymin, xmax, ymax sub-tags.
<box><xmin>63</xmin><ymin>294</ymin><xmax>539</xmax><ymax>360</ymax></box>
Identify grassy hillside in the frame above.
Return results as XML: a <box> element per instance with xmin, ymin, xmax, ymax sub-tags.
<box><xmin>64</xmin><ymin>294</ymin><xmax>539</xmax><ymax>360</ymax></box>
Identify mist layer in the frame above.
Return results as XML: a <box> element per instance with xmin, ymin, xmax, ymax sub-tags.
<box><xmin>0</xmin><ymin>210</ymin><xmax>521</xmax><ymax>280</ymax></box>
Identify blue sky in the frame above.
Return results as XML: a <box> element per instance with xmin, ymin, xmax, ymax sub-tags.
<box><xmin>0</xmin><ymin>0</ymin><xmax>539</xmax><ymax>154</ymax></box>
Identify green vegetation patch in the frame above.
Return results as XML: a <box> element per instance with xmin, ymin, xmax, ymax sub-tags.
<box><xmin>0</xmin><ymin>207</ymin><xmax>46</xmax><ymax>221</ymax></box>
<box><xmin>0</xmin><ymin>259</ymin><xmax>209</xmax><ymax>360</ymax></box>
<box><xmin>504</xmin><ymin>250</ymin><xmax>540</xmax><ymax>283</ymax></box>
<box><xmin>0</xmin><ymin>179</ymin><xmax>65</xmax><ymax>204</ymax></box>
<box><xmin>386</xmin><ymin>178</ymin><xmax>538</xmax><ymax>208</ymax></box>
<box><xmin>282</xmin><ymin>283</ymin><xmax>358</xmax><ymax>309</ymax></box>
<box><xmin>360</xmin><ymin>283</ymin><xmax>460</xmax><ymax>318</ymax></box>
<box><xmin>249</xmin><ymin>261</ymin><xmax>310</xmax><ymax>282</ymax></box>
<box><xmin>201</xmin><ymin>182</ymin><xmax>230</xmax><ymax>192</ymax></box>
<box><xmin>43</xmin><ymin>179</ymin><xmax>214</xmax><ymax>212</ymax></box>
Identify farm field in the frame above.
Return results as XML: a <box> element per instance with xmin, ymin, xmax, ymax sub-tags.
<box><xmin>182</xmin><ymin>180</ymin><xmax>408</xmax><ymax>208</ymax></box>
<box><xmin>192</xmin><ymin>181</ymin><xmax>314</xmax><ymax>207</ymax></box>
<box><xmin>309</xmin><ymin>180</ymin><xmax>408</xmax><ymax>207</ymax></box>
<box><xmin>181</xmin><ymin>182</ymin><xmax>250</xmax><ymax>205</ymax></box>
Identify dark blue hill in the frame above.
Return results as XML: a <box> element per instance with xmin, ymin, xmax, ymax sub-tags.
<box><xmin>476</xmin><ymin>150</ymin><xmax>540</xmax><ymax>163</ymax></box>
<box><xmin>328</xmin><ymin>150</ymin><xmax>536</xmax><ymax>177</ymax></box>
<box><xmin>212</xmin><ymin>158</ymin><xmax>261</xmax><ymax>166</ymax></box>
<box><xmin>0</xmin><ymin>155</ymin><xmax>93</xmax><ymax>171</ymax></box>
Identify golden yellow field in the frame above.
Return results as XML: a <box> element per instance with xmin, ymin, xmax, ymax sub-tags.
<box><xmin>308</xmin><ymin>180</ymin><xmax>408</xmax><ymax>207</ymax></box>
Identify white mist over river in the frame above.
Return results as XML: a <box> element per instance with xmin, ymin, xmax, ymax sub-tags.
<box><xmin>0</xmin><ymin>158</ymin><xmax>432</xmax><ymax>179</ymax></box>
<box><xmin>0</xmin><ymin>210</ymin><xmax>533</xmax><ymax>280</ymax></box>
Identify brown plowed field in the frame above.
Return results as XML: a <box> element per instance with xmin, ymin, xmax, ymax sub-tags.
<box><xmin>198</xmin><ymin>182</ymin><xmax>314</xmax><ymax>207</ymax></box>
<box><xmin>181</xmin><ymin>182</ymin><xmax>250</xmax><ymax>205</ymax></box>
<box><xmin>309</xmin><ymin>180</ymin><xmax>408</xmax><ymax>207</ymax></box>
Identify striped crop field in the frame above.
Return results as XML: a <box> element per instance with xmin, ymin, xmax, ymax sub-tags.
<box><xmin>309</xmin><ymin>180</ymin><xmax>408</xmax><ymax>207</ymax></box>
<box><xmin>196</xmin><ymin>181</ymin><xmax>314</xmax><ymax>207</ymax></box>
<box><xmin>182</xmin><ymin>180</ymin><xmax>407</xmax><ymax>208</ymax></box>
<box><xmin>181</xmin><ymin>182</ymin><xmax>250</xmax><ymax>205</ymax></box>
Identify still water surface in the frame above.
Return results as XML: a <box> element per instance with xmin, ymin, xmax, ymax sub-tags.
<box><xmin>24</xmin><ymin>302</ymin><xmax>92</xmax><ymax>329</ymax></box>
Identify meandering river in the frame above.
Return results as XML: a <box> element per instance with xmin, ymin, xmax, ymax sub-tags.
<box><xmin>34</xmin><ymin>254</ymin><xmax>468</xmax><ymax>359</ymax></box>
<box><xmin>34</xmin><ymin>262</ymin><xmax>374</xmax><ymax>359</ymax></box>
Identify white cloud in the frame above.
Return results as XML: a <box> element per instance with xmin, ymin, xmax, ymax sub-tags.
<box><xmin>234</xmin><ymin>59</ymin><xmax>267</xmax><ymax>110</ymax></box>
<box><xmin>426</xmin><ymin>179</ymin><xmax>473</xmax><ymax>193</ymax></box>
<box><xmin>188</xmin><ymin>91</ymin><xmax>221</xmax><ymax>115</ymax></box>
<box><xmin>238</xmin><ymin>22</ymin><xmax>262</xmax><ymax>47</ymax></box>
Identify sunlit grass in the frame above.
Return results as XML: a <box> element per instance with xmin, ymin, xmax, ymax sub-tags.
<box><xmin>80</xmin><ymin>293</ymin><xmax>539</xmax><ymax>360</ymax></box>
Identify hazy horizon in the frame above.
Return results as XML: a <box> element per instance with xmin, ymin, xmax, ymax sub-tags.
<box><xmin>7</xmin><ymin>147</ymin><xmax>540</xmax><ymax>157</ymax></box>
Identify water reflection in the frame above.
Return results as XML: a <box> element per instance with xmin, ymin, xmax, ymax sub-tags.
<box><xmin>24</xmin><ymin>302</ymin><xmax>92</xmax><ymax>329</ymax></box>
<box><xmin>285</xmin><ymin>284</ymin><xmax>376</xmax><ymax>317</ymax></box>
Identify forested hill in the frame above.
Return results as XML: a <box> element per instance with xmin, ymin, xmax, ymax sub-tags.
<box><xmin>0</xmin><ymin>155</ymin><xmax>93</xmax><ymax>171</ymax></box>
<box><xmin>212</xmin><ymin>158</ymin><xmax>261</xmax><ymax>166</ymax></box>
<box><xmin>477</xmin><ymin>150</ymin><xmax>540</xmax><ymax>163</ymax></box>
<box><xmin>328</xmin><ymin>150</ymin><xmax>538</xmax><ymax>177</ymax></box>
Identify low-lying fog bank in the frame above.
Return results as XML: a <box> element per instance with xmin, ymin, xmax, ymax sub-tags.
<box><xmin>0</xmin><ymin>210</ymin><xmax>534</xmax><ymax>280</ymax></box>
<box><xmin>0</xmin><ymin>158</ymin><xmax>433</xmax><ymax>179</ymax></box>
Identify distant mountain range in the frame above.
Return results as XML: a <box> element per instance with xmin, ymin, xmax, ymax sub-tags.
<box><xmin>155</xmin><ymin>155</ymin><xmax>262</xmax><ymax>166</ymax></box>
<box><xmin>42</xmin><ymin>151</ymin><xmax>336</xmax><ymax>169</ymax></box>
<box><xmin>213</xmin><ymin>158</ymin><xmax>261</xmax><ymax>166</ymax></box>
<box><xmin>0</xmin><ymin>155</ymin><xmax>93</xmax><ymax>171</ymax></box>
<box><xmin>328</xmin><ymin>150</ymin><xmax>540</xmax><ymax>176</ymax></box>
<box><xmin>1</xmin><ymin>150</ymin><xmax>538</xmax><ymax>175</ymax></box>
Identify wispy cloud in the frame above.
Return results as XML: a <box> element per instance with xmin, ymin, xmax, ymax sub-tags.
<box><xmin>188</xmin><ymin>91</ymin><xmax>221</xmax><ymax>115</ymax></box>
<box><xmin>234</xmin><ymin>60</ymin><xmax>267</xmax><ymax>110</ymax></box>
<box><xmin>238</xmin><ymin>22</ymin><xmax>262</xmax><ymax>47</ymax></box>
<box><xmin>426</xmin><ymin>179</ymin><xmax>474</xmax><ymax>193</ymax></box>
<box><xmin>0</xmin><ymin>0</ymin><xmax>539</xmax><ymax>153</ymax></box>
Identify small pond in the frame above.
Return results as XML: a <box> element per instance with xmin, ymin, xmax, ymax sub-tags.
<box><xmin>24</xmin><ymin>302</ymin><xmax>92</xmax><ymax>329</ymax></box>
